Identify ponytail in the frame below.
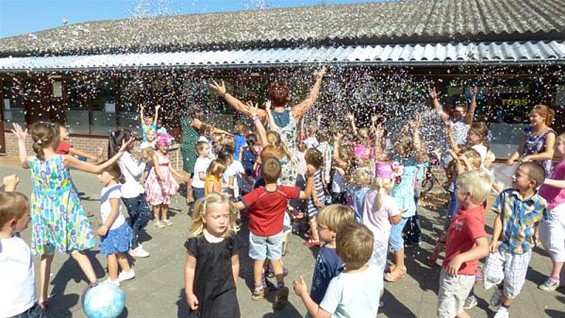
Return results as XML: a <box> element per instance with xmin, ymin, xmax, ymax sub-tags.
<box><xmin>29</xmin><ymin>121</ymin><xmax>59</xmax><ymax>161</ymax></box>
<box><xmin>372</xmin><ymin>177</ymin><xmax>394</xmax><ymax>210</ymax></box>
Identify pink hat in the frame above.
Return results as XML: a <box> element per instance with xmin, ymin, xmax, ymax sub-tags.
<box><xmin>376</xmin><ymin>161</ymin><xmax>393</xmax><ymax>179</ymax></box>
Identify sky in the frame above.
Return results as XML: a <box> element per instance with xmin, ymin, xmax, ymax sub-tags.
<box><xmin>0</xmin><ymin>0</ymin><xmax>390</xmax><ymax>38</ymax></box>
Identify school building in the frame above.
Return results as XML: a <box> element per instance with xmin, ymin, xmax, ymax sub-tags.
<box><xmin>0</xmin><ymin>0</ymin><xmax>564</xmax><ymax>160</ymax></box>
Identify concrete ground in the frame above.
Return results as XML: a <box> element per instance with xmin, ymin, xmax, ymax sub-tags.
<box><xmin>1</xmin><ymin>157</ymin><xmax>564</xmax><ymax>318</ymax></box>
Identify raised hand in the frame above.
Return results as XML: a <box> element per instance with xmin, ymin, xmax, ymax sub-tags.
<box><xmin>208</xmin><ymin>80</ymin><xmax>226</xmax><ymax>95</ymax></box>
<box><xmin>316</xmin><ymin>66</ymin><xmax>327</xmax><ymax>78</ymax></box>
<box><xmin>155</xmin><ymin>104</ymin><xmax>161</xmax><ymax>111</ymax></box>
<box><xmin>429</xmin><ymin>88</ymin><xmax>439</xmax><ymax>99</ymax></box>
<box><xmin>470</xmin><ymin>86</ymin><xmax>478</xmax><ymax>96</ymax></box>
<box><xmin>410</xmin><ymin>113</ymin><xmax>421</xmax><ymax>129</ymax></box>
<box><xmin>346</xmin><ymin>112</ymin><xmax>355</xmax><ymax>121</ymax></box>
<box><xmin>244</xmin><ymin>101</ymin><xmax>258</xmax><ymax>117</ymax></box>
<box><xmin>119</xmin><ymin>137</ymin><xmax>135</xmax><ymax>153</ymax></box>
<box><xmin>11</xmin><ymin>123</ymin><xmax>28</xmax><ymax>141</ymax></box>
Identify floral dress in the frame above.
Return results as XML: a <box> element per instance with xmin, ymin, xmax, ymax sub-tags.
<box><xmin>145</xmin><ymin>153</ymin><xmax>179</xmax><ymax>205</ymax></box>
<box><xmin>523</xmin><ymin>126</ymin><xmax>556</xmax><ymax>176</ymax></box>
<box><xmin>29</xmin><ymin>155</ymin><xmax>95</xmax><ymax>256</ymax></box>
<box><xmin>271</xmin><ymin>109</ymin><xmax>298</xmax><ymax>187</ymax></box>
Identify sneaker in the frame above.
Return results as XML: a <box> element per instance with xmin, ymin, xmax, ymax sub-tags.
<box><xmin>163</xmin><ymin>219</ymin><xmax>173</xmax><ymax>226</ymax></box>
<box><xmin>118</xmin><ymin>269</ymin><xmax>136</xmax><ymax>282</ymax></box>
<box><xmin>129</xmin><ymin>246</ymin><xmax>150</xmax><ymax>258</ymax></box>
<box><xmin>490</xmin><ymin>288</ymin><xmax>502</xmax><ymax>307</ymax></box>
<box><xmin>273</xmin><ymin>286</ymin><xmax>289</xmax><ymax>310</ymax></box>
<box><xmin>539</xmin><ymin>278</ymin><xmax>560</xmax><ymax>292</ymax></box>
<box><xmin>103</xmin><ymin>278</ymin><xmax>120</xmax><ymax>286</ymax></box>
<box><xmin>251</xmin><ymin>288</ymin><xmax>267</xmax><ymax>301</ymax></box>
<box><xmin>154</xmin><ymin>220</ymin><xmax>165</xmax><ymax>229</ymax></box>
<box><xmin>493</xmin><ymin>307</ymin><xmax>509</xmax><ymax>318</ymax></box>
<box><xmin>463</xmin><ymin>295</ymin><xmax>478</xmax><ymax>310</ymax></box>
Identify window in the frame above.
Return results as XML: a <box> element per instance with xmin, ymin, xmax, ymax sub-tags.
<box><xmin>2</xmin><ymin>77</ymin><xmax>26</xmax><ymax>127</ymax></box>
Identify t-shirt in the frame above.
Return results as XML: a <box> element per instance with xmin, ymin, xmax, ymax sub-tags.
<box><xmin>242</xmin><ymin>185</ymin><xmax>300</xmax><ymax>236</ymax></box>
<box><xmin>319</xmin><ymin>267</ymin><xmax>382</xmax><ymax>318</ymax></box>
<box><xmin>100</xmin><ymin>184</ymin><xmax>126</xmax><ymax>230</ymax></box>
<box><xmin>234</xmin><ymin>134</ymin><xmax>247</xmax><ymax>161</ymax></box>
<box><xmin>443</xmin><ymin>206</ymin><xmax>487</xmax><ymax>275</ymax></box>
<box><xmin>0</xmin><ymin>236</ymin><xmax>36</xmax><ymax>317</ymax></box>
<box><xmin>310</xmin><ymin>246</ymin><xmax>343</xmax><ymax>304</ymax></box>
<box><xmin>56</xmin><ymin>140</ymin><xmax>72</xmax><ymax>155</ymax></box>
<box><xmin>192</xmin><ymin>157</ymin><xmax>212</xmax><ymax>188</ymax></box>
<box><xmin>118</xmin><ymin>152</ymin><xmax>146</xmax><ymax>198</ymax></box>
<box><xmin>142</xmin><ymin>123</ymin><xmax>157</xmax><ymax>142</ymax></box>
<box><xmin>304</xmin><ymin>137</ymin><xmax>319</xmax><ymax>149</ymax></box>
<box><xmin>539</xmin><ymin>160</ymin><xmax>565</xmax><ymax>209</ymax></box>
<box><xmin>223</xmin><ymin>160</ymin><xmax>245</xmax><ymax>198</ymax></box>
<box><xmin>362</xmin><ymin>191</ymin><xmax>401</xmax><ymax>243</ymax></box>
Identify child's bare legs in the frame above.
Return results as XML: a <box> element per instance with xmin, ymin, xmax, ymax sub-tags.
<box><xmin>386</xmin><ymin>249</ymin><xmax>406</xmax><ymax>281</ymax></box>
<box><xmin>153</xmin><ymin>204</ymin><xmax>161</xmax><ymax>221</ymax></box>
<box><xmin>117</xmin><ymin>253</ymin><xmax>132</xmax><ymax>273</ymax></box>
<box><xmin>271</xmin><ymin>259</ymin><xmax>285</xmax><ymax>287</ymax></box>
<box><xmin>309</xmin><ymin>217</ymin><xmax>320</xmax><ymax>243</ymax></box>
<box><xmin>70</xmin><ymin>251</ymin><xmax>97</xmax><ymax>284</ymax></box>
<box><xmin>185</xmin><ymin>178</ymin><xmax>194</xmax><ymax>203</ymax></box>
<box><xmin>39</xmin><ymin>254</ymin><xmax>55</xmax><ymax>304</ymax></box>
<box><xmin>457</xmin><ymin>311</ymin><xmax>471</xmax><ymax>318</ymax></box>
<box><xmin>107</xmin><ymin>254</ymin><xmax>119</xmax><ymax>281</ymax></box>
<box><xmin>163</xmin><ymin>204</ymin><xmax>169</xmax><ymax>220</ymax></box>
<box><xmin>253</xmin><ymin>259</ymin><xmax>266</xmax><ymax>291</ymax></box>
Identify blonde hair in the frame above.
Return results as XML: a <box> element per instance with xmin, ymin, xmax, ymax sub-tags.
<box><xmin>207</xmin><ymin>159</ymin><xmax>226</xmax><ymax>178</ymax></box>
<box><xmin>460</xmin><ymin>148</ymin><xmax>482</xmax><ymax>171</ymax></box>
<box><xmin>531</xmin><ymin>104</ymin><xmax>555</xmax><ymax>126</ymax></box>
<box><xmin>456</xmin><ymin>170</ymin><xmax>493</xmax><ymax>205</ymax></box>
<box><xmin>266</xmin><ymin>130</ymin><xmax>291</xmax><ymax>160</ymax></box>
<box><xmin>189</xmin><ymin>193</ymin><xmax>239</xmax><ymax>238</ymax></box>
<box><xmin>0</xmin><ymin>192</ymin><xmax>28</xmax><ymax>229</ymax></box>
<box><xmin>371</xmin><ymin>177</ymin><xmax>395</xmax><ymax>210</ymax></box>
<box><xmin>349</xmin><ymin>168</ymin><xmax>372</xmax><ymax>187</ymax></box>
<box><xmin>316</xmin><ymin>204</ymin><xmax>354</xmax><ymax>232</ymax></box>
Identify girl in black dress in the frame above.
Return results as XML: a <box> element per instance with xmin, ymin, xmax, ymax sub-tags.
<box><xmin>184</xmin><ymin>192</ymin><xmax>243</xmax><ymax>318</ymax></box>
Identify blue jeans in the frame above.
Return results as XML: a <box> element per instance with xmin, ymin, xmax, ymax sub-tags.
<box><xmin>122</xmin><ymin>194</ymin><xmax>152</xmax><ymax>248</ymax></box>
<box><xmin>11</xmin><ymin>303</ymin><xmax>46</xmax><ymax>318</ymax></box>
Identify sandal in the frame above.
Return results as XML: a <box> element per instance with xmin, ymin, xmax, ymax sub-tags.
<box><xmin>303</xmin><ymin>239</ymin><xmax>320</xmax><ymax>247</ymax></box>
<box><xmin>384</xmin><ymin>267</ymin><xmax>407</xmax><ymax>282</ymax></box>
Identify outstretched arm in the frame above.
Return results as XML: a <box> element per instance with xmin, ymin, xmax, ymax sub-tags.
<box><xmin>346</xmin><ymin>112</ymin><xmax>359</xmax><ymax>137</ymax></box>
<box><xmin>247</xmin><ymin>102</ymin><xmax>269</xmax><ymax>147</ymax></box>
<box><xmin>209</xmin><ymin>80</ymin><xmax>267</xmax><ymax>121</ymax></box>
<box><xmin>292</xmin><ymin>67</ymin><xmax>326</xmax><ymax>119</ymax></box>
<box><xmin>10</xmin><ymin>123</ymin><xmax>31</xmax><ymax>169</ymax></box>
<box><xmin>139</xmin><ymin>104</ymin><xmax>145</xmax><ymax>127</ymax></box>
<box><xmin>465</xmin><ymin>86</ymin><xmax>478</xmax><ymax>126</ymax></box>
<box><xmin>429</xmin><ymin>88</ymin><xmax>449</xmax><ymax>123</ymax></box>
<box><xmin>64</xmin><ymin>137</ymin><xmax>134</xmax><ymax>174</ymax></box>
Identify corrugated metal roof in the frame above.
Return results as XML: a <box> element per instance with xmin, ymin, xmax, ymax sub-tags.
<box><xmin>0</xmin><ymin>0</ymin><xmax>564</xmax><ymax>56</ymax></box>
<box><xmin>0</xmin><ymin>41</ymin><xmax>563</xmax><ymax>72</ymax></box>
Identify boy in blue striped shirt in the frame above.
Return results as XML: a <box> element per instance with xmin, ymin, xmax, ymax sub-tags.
<box><xmin>483</xmin><ymin>162</ymin><xmax>547</xmax><ymax>318</ymax></box>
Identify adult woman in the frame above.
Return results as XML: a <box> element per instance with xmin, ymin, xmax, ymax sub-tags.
<box><xmin>180</xmin><ymin>106</ymin><xmax>204</xmax><ymax>203</ymax></box>
<box><xmin>507</xmin><ymin>104</ymin><xmax>556</xmax><ymax>175</ymax></box>
<box><xmin>209</xmin><ymin>67</ymin><xmax>326</xmax><ymax>186</ymax></box>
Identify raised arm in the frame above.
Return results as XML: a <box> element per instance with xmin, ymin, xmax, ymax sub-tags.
<box><xmin>264</xmin><ymin>101</ymin><xmax>277</xmax><ymax>132</ymax></box>
<box><xmin>429</xmin><ymin>88</ymin><xmax>450</xmax><ymax>123</ymax></box>
<box><xmin>139</xmin><ymin>104</ymin><xmax>145</xmax><ymax>127</ymax></box>
<box><xmin>153</xmin><ymin>104</ymin><xmax>161</xmax><ymax>126</ymax></box>
<box><xmin>292</xmin><ymin>67</ymin><xmax>326</xmax><ymax>119</ymax></box>
<box><xmin>465</xmin><ymin>86</ymin><xmax>478</xmax><ymax>126</ymax></box>
<box><xmin>209</xmin><ymin>80</ymin><xmax>267</xmax><ymax>121</ymax></box>
<box><xmin>346</xmin><ymin>112</ymin><xmax>359</xmax><ymax>137</ymax></box>
<box><xmin>11</xmin><ymin>123</ymin><xmax>32</xmax><ymax>169</ymax></box>
<box><xmin>247</xmin><ymin>102</ymin><xmax>269</xmax><ymax>147</ymax></box>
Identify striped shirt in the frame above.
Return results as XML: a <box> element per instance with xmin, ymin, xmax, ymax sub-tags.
<box><xmin>316</xmin><ymin>142</ymin><xmax>332</xmax><ymax>184</ymax></box>
<box><xmin>493</xmin><ymin>188</ymin><xmax>547</xmax><ymax>255</ymax></box>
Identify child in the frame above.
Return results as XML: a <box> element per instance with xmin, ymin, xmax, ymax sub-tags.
<box><xmin>11</xmin><ymin>122</ymin><xmax>132</xmax><ymax>309</ymax></box>
<box><xmin>241</xmin><ymin>134</ymin><xmax>260</xmax><ymax>194</ymax></box>
<box><xmin>293</xmin><ymin>222</ymin><xmax>382</xmax><ymax>317</ymax></box>
<box><xmin>347</xmin><ymin>167</ymin><xmax>372</xmax><ymax>222</ymax></box>
<box><xmin>436</xmin><ymin>170</ymin><xmax>491</xmax><ymax>318</ymax></box>
<box><xmin>96</xmin><ymin>163</ymin><xmax>135</xmax><ymax>286</ymax></box>
<box><xmin>109</xmin><ymin>129</ymin><xmax>152</xmax><ymax>258</ymax></box>
<box><xmin>538</xmin><ymin>132</ymin><xmax>565</xmax><ymax>291</ymax></box>
<box><xmin>309</xmin><ymin>204</ymin><xmax>354</xmax><ymax>305</ymax></box>
<box><xmin>205</xmin><ymin>159</ymin><xmax>226</xmax><ymax>195</ymax></box>
<box><xmin>363</xmin><ymin>162</ymin><xmax>402</xmax><ymax>273</ymax></box>
<box><xmin>145</xmin><ymin>133</ymin><xmax>181</xmax><ymax>228</ymax></box>
<box><xmin>233</xmin><ymin>121</ymin><xmax>248</xmax><ymax>161</ymax></box>
<box><xmin>483</xmin><ymin>162</ymin><xmax>547</xmax><ymax>318</ymax></box>
<box><xmin>184</xmin><ymin>192</ymin><xmax>242</xmax><ymax>318</ymax></box>
<box><xmin>0</xmin><ymin>191</ymin><xmax>45</xmax><ymax>317</ymax></box>
<box><xmin>192</xmin><ymin>141</ymin><xmax>212</xmax><ymax>201</ymax></box>
<box><xmin>233</xmin><ymin>157</ymin><xmax>314</xmax><ymax>309</ymax></box>
<box><xmin>305</xmin><ymin>148</ymin><xmax>326</xmax><ymax>247</ymax></box>
<box><xmin>139</xmin><ymin>104</ymin><xmax>160</xmax><ymax>142</ymax></box>
<box><xmin>57</xmin><ymin>124</ymin><xmax>103</xmax><ymax>163</ymax></box>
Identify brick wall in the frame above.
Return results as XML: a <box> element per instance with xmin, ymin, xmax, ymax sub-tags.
<box><xmin>2</xmin><ymin>132</ymin><xmax>183</xmax><ymax>168</ymax></box>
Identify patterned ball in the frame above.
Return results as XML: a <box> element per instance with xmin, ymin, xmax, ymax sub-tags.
<box><xmin>82</xmin><ymin>282</ymin><xmax>126</xmax><ymax>318</ymax></box>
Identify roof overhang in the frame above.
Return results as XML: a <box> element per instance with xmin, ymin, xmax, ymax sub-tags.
<box><xmin>0</xmin><ymin>41</ymin><xmax>563</xmax><ymax>73</ymax></box>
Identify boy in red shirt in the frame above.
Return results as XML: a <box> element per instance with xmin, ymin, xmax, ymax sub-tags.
<box><xmin>437</xmin><ymin>170</ymin><xmax>491</xmax><ymax>318</ymax></box>
<box><xmin>234</xmin><ymin>157</ymin><xmax>314</xmax><ymax>309</ymax></box>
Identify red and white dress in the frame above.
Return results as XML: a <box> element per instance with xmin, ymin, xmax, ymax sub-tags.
<box><xmin>145</xmin><ymin>153</ymin><xmax>179</xmax><ymax>205</ymax></box>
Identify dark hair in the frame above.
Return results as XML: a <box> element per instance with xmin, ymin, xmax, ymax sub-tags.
<box><xmin>305</xmin><ymin>148</ymin><xmax>324</xmax><ymax>169</ymax></box>
<box><xmin>261</xmin><ymin>157</ymin><xmax>282</xmax><ymax>183</ymax></box>
<box><xmin>246</xmin><ymin>134</ymin><xmax>258</xmax><ymax>155</ymax></box>
<box><xmin>217</xmin><ymin>147</ymin><xmax>234</xmax><ymax>163</ymax></box>
<box><xmin>108</xmin><ymin>129</ymin><xmax>135</xmax><ymax>157</ymax></box>
<box><xmin>29</xmin><ymin>121</ymin><xmax>60</xmax><ymax>160</ymax></box>
<box><xmin>520</xmin><ymin>161</ymin><xmax>546</xmax><ymax>188</ymax></box>
<box><xmin>104</xmin><ymin>162</ymin><xmax>126</xmax><ymax>184</ymax></box>
<box><xmin>267</xmin><ymin>82</ymin><xmax>290</xmax><ymax>106</ymax></box>
<box><xmin>0</xmin><ymin>191</ymin><xmax>28</xmax><ymax>229</ymax></box>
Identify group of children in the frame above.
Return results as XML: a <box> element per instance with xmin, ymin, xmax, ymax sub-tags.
<box><xmin>2</xmin><ymin>88</ymin><xmax>565</xmax><ymax>318</ymax></box>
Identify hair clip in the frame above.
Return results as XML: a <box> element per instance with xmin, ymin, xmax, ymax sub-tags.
<box><xmin>35</xmin><ymin>139</ymin><xmax>42</xmax><ymax>145</ymax></box>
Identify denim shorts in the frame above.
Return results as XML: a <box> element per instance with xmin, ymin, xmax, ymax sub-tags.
<box><xmin>389</xmin><ymin>217</ymin><xmax>408</xmax><ymax>252</ymax></box>
<box><xmin>248</xmin><ymin>231</ymin><xmax>283</xmax><ymax>260</ymax></box>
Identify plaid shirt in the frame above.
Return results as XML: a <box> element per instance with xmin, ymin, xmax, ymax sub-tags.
<box><xmin>493</xmin><ymin>188</ymin><xmax>547</xmax><ymax>255</ymax></box>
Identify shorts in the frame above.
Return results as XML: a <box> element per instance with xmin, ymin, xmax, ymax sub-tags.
<box><xmin>539</xmin><ymin>203</ymin><xmax>565</xmax><ymax>262</ymax></box>
<box><xmin>389</xmin><ymin>217</ymin><xmax>408</xmax><ymax>252</ymax></box>
<box><xmin>483</xmin><ymin>249</ymin><xmax>532</xmax><ymax>299</ymax></box>
<box><xmin>248</xmin><ymin>231</ymin><xmax>283</xmax><ymax>260</ymax></box>
<box><xmin>437</xmin><ymin>269</ymin><xmax>475</xmax><ymax>318</ymax></box>
<box><xmin>369</xmin><ymin>239</ymin><xmax>389</xmax><ymax>272</ymax></box>
<box><xmin>192</xmin><ymin>187</ymin><xmax>205</xmax><ymax>201</ymax></box>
